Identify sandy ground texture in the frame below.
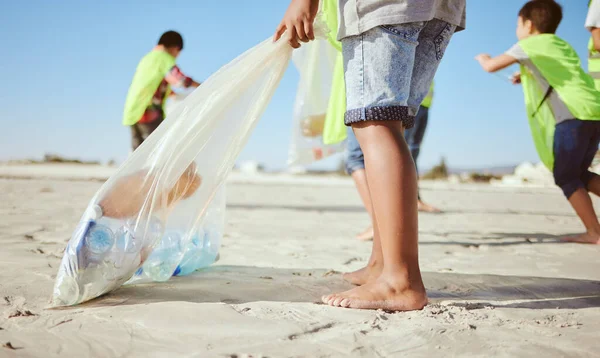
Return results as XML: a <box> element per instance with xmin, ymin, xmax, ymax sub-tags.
<box><xmin>1</xmin><ymin>172</ymin><xmax>600</xmax><ymax>357</ymax></box>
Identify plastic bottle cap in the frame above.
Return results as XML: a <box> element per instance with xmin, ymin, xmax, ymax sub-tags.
<box><xmin>89</xmin><ymin>205</ymin><xmax>104</xmax><ymax>221</ymax></box>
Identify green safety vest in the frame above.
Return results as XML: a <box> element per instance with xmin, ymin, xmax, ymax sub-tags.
<box><xmin>122</xmin><ymin>50</ymin><xmax>177</xmax><ymax>126</ymax></box>
<box><xmin>421</xmin><ymin>82</ymin><xmax>434</xmax><ymax>109</ymax></box>
<box><xmin>519</xmin><ymin>34</ymin><xmax>600</xmax><ymax>170</ymax></box>
<box><xmin>589</xmin><ymin>0</ymin><xmax>600</xmax><ymax>90</ymax></box>
<box><xmin>322</xmin><ymin>0</ymin><xmax>347</xmax><ymax>145</ymax></box>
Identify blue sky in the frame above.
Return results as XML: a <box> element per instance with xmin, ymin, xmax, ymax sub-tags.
<box><xmin>0</xmin><ymin>1</ymin><xmax>592</xmax><ymax>171</ymax></box>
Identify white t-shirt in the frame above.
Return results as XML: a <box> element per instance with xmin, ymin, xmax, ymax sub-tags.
<box><xmin>586</xmin><ymin>0</ymin><xmax>600</xmax><ymax>30</ymax></box>
<box><xmin>337</xmin><ymin>0</ymin><xmax>466</xmax><ymax>40</ymax></box>
<box><xmin>505</xmin><ymin>43</ymin><xmax>574</xmax><ymax>124</ymax></box>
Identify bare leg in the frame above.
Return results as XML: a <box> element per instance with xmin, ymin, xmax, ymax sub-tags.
<box><xmin>563</xmin><ymin>188</ymin><xmax>600</xmax><ymax>244</ymax></box>
<box><xmin>323</xmin><ymin>121</ymin><xmax>427</xmax><ymax>311</ymax></box>
<box><xmin>344</xmin><ymin>165</ymin><xmax>383</xmax><ymax>284</ymax></box>
<box><xmin>343</xmin><ymin>210</ymin><xmax>384</xmax><ymax>285</ymax></box>
<box><xmin>350</xmin><ymin>169</ymin><xmax>376</xmax><ymax>241</ymax></box>
<box><xmin>586</xmin><ymin>175</ymin><xmax>600</xmax><ymax>197</ymax></box>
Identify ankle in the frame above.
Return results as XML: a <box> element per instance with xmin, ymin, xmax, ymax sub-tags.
<box><xmin>366</xmin><ymin>259</ymin><xmax>383</xmax><ymax>269</ymax></box>
<box><xmin>380</xmin><ymin>266</ymin><xmax>424</xmax><ymax>290</ymax></box>
<box><xmin>587</xmin><ymin>228</ymin><xmax>600</xmax><ymax>237</ymax></box>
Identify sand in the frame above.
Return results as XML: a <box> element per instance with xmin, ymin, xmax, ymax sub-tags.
<box><xmin>1</xmin><ymin>166</ymin><xmax>600</xmax><ymax>357</ymax></box>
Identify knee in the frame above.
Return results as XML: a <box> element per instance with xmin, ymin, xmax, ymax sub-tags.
<box><xmin>554</xmin><ymin>175</ymin><xmax>584</xmax><ymax>199</ymax></box>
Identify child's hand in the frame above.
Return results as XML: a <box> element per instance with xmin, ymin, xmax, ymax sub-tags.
<box><xmin>475</xmin><ymin>53</ymin><xmax>491</xmax><ymax>63</ymax></box>
<box><xmin>273</xmin><ymin>0</ymin><xmax>319</xmax><ymax>48</ymax></box>
<box><xmin>511</xmin><ymin>71</ymin><xmax>521</xmax><ymax>85</ymax></box>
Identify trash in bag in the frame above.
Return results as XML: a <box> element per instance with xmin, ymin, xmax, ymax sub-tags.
<box><xmin>128</xmin><ymin>184</ymin><xmax>226</xmax><ymax>283</ymax></box>
<box><xmin>287</xmin><ymin>0</ymin><xmax>345</xmax><ymax>166</ymax></box>
<box><xmin>51</xmin><ymin>20</ymin><xmax>323</xmax><ymax>306</ymax></box>
<box><xmin>126</xmin><ymin>94</ymin><xmax>226</xmax><ymax>284</ymax></box>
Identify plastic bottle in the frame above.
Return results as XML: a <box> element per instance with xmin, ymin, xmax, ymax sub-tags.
<box><xmin>138</xmin><ymin>231</ymin><xmax>183</xmax><ymax>281</ymax></box>
<box><xmin>175</xmin><ymin>227</ymin><xmax>220</xmax><ymax>276</ymax></box>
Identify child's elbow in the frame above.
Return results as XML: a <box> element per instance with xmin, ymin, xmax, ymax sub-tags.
<box><xmin>482</xmin><ymin>64</ymin><xmax>497</xmax><ymax>73</ymax></box>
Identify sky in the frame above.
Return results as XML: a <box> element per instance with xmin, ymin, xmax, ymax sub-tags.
<box><xmin>0</xmin><ymin>1</ymin><xmax>592</xmax><ymax>171</ymax></box>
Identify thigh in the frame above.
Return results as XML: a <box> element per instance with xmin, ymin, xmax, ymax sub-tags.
<box><xmin>579</xmin><ymin>121</ymin><xmax>600</xmax><ymax>172</ymax></box>
<box><xmin>553</xmin><ymin>120</ymin><xmax>590</xmax><ymax>184</ymax></box>
<box><xmin>133</xmin><ymin>121</ymin><xmax>161</xmax><ymax>148</ymax></box>
<box><xmin>408</xmin><ymin>19</ymin><xmax>456</xmax><ymax>114</ymax></box>
<box><xmin>342</xmin><ymin>22</ymin><xmax>424</xmax><ymax>127</ymax></box>
<box><xmin>131</xmin><ymin>124</ymin><xmax>144</xmax><ymax>151</ymax></box>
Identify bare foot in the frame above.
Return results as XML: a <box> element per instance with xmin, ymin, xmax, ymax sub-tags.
<box><xmin>356</xmin><ymin>226</ymin><xmax>374</xmax><ymax>241</ymax></box>
<box><xmin>322</xmin><ymin>273</ymin><xmax>428</xmax><ymax>311</ymax></box>
<box><xmin>342</xmin><ymin>260</ymin><xmax>382</xmax><ymax>286</ymax></box>
<box><xmin>417</xmin><ymin>200</ymin><xmax>442</xmax><ymax>213</ymax></box>
<box><xmin>562</xmin><ymin>232</ymin><xmax>600</xmax><ymax>244</ymax></box>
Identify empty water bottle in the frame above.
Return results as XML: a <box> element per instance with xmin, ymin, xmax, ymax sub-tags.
<box><xmin>84</xmin><ymin>224</ymin><xmax>115</xmax><ymax>263</ymax></box>
<box><xmin>137</xmin><ymin>231</ymin><xmax>183</xmax><ymax>281</ymax></box>
<box><xmin>176</xmin><ymin>227</ymin><xmax>221</xmax><ymax>276</ymax></box>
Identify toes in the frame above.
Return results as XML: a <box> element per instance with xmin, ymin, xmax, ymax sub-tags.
<box><xmin>321</xmin><ymin>294</ymin><xmax>336</xmax><ymax>305</ymax></box>
<box><xmin>322</xmin><ymin>293</ymin><xmax>352</xmax><ymax>307</ymax></box>
<box><xmin>332</xmin><ymin>295</ymin><xmax>346</xmax><ymax>307</ymax></box>
<box><xmin>339</xmin><ymin>298</ymin><xmax>351</xmax><ymax>308</ymax></box>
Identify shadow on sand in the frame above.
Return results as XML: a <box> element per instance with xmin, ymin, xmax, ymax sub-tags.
<box><xmin>79</xmin><ymin>266</ymin><xmax>600</xmax><ymax>311</ymax></box>
<box><xmin>228</xmin><ymin>203</ymin><xmax>576</xmax><ymax>218</ymax></box>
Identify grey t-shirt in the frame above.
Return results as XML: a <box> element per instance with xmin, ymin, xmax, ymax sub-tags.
<box><xmin>586</xmin><ymin>0</ymin><xmax>600</xmax><ymax>30</ymax></box>
<box><xmin>337</xmin><ymin>0</ymin><xmax>466</xmax><ymax>40</ymax></box>
<box><xmin>505</xmin><ymin>43</ymin><xmax>574</xmax><ymax>124</ymax></box>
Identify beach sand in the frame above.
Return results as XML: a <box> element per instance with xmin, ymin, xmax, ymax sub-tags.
<box><xmin>1</xmin><ymin>166</ymin><xmax>599</xmax><ymax>357</ymax></box>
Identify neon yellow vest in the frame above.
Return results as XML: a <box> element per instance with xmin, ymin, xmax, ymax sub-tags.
<box><xmin>321</xmin><ymin>0</ymin><xmax>348</xmax><ymax>145</ymax></box>
<box><xmin>421</xmin><ymin>82</ymin><xmax>434</xmax><ymax>108</ymax></box>
<box><xmin>589</xmin><ymin>0</ymin><xmax>600</xmax><ymax>90</ymax></box>
<box><xmin>519</xmin><ymin>34</ymin><xmax>600</xmax><ymax>169</ymax></box>
<box><xmin>588</xmin><ymin>38</ymin><xmax>600</xmax><ymax>88</ymax></box>
<box><xmin>122</xmin><ymin>50</ymin><xmax>177</xmax><ymax>126</ymax></box>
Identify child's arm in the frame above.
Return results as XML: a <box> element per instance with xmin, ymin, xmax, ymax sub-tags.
<box><xmin>166</xmin><ymin>66</ymin><xmax>200</xmax><ymax>88</ymax></box>
<box><xmin>591</xmin><ymin>28</ymin><xmax>600</xmax><ymax>52</ymax></box>
<box><xmin>273</xmin><ymin>0</ymin><xmax>320</xmax><ymax>48</ymax></box>
<box><xmin>475</xmin><ymin>54</ymin><xmax>518</xmax><ymax>73</ymax></box>
<box><xmin>586</xmin><ymin>0</ymin><xmax>600</xmax><ymax>51</ymax></box>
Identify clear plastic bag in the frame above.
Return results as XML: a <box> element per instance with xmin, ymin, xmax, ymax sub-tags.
<box><xmin>287</xmin><ymin>27</ymin><xmax>344</xmax><ymax>166</ymax></box>
<box><xmin>52</xmin><ymin>33</ymin><xmax>296</xmax><ymax>306</ymax></box>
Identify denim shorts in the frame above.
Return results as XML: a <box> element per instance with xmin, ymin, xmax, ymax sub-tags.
<box><xmin>345</xmin><ymin>126</ymin><xmax>364</xmax><ymax>175</ymax></box>
<box><xmin>553</xmin><ymin>119</ymin><xmax>600</xmax><ymax>198</ymax></box>
<box><xmin>342</xmin><ymin>19</ymin><xmax>456</xmax><ymax>128</ymax></box>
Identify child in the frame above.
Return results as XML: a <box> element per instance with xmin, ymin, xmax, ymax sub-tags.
<box><xmin>123</xmin><ymin>31</ymin><xmax>201</xmax><ymax>150</ymax></box>
<box><xmin>275</xmin><ymin>0</ymin><xmax>465</xmax><ymax>311</ymax></box>
<box><xmin>476</xmin><ymin>0</ymin><xmax>600</xmax><ymax>245</ymax></box>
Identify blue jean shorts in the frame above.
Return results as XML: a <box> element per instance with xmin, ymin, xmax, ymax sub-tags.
<box><xmin>553</xmin><ymin>119</ymin><xmax>600</xmax><ymax>198</ymax></box>
<box><xmin>342</xmin><ymin>19</ymin><xmax>456</xmax><ymax>128</ymax></box>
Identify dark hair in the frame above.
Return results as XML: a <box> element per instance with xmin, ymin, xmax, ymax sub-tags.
<box><xmin>518</xmin><ymin>0</ymin><xmax>563</xmax><ymax>34</ymax></box>
<box><xmin>158</xmin><ymin>30</ymin><xmax>184</xmax><ymax>50</ymax></box>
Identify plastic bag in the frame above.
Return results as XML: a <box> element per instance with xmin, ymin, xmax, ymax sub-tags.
<box><xmin>127</xmin><ymin>184</ymin><xmax>226</xmax><ymax>283</ymax></box>
<box><xmin>126</xmin><ymin>94</ymin><xmax>226</xmax><ymax>284</ymax></box>
<box><xmin>287</xmin><ymin>34</ymin><xmax>345</xmax><ymax>166</ymax></box>
<box><xmin>52</xmin><ymin>32</ymin><xmax>297</xmax><ymax>306</ymax></box>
